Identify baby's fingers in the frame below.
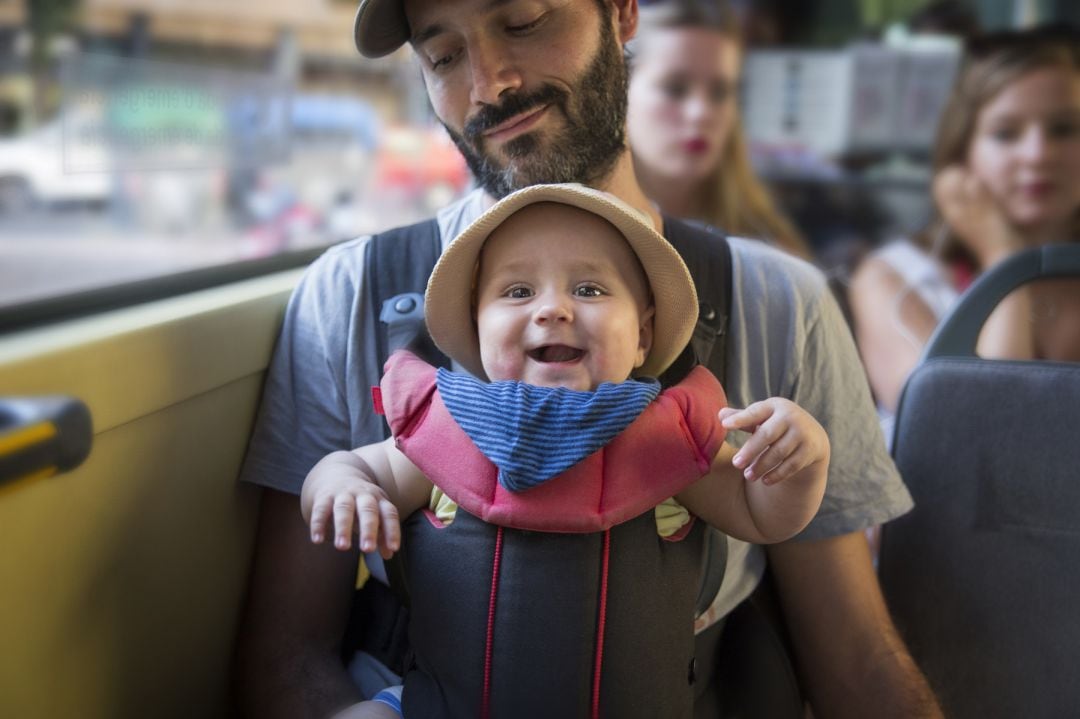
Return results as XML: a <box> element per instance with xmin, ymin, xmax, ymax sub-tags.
<box><xmin>742</xmin><ymin>428</ymin><xmax>797</xmax><ymax>481</ymax></box>
<box><xmin>309</xmin><ymin>494</ymin><xmax>334</xmax><ymax>544</ymax></box>
<box><xmin>332</xmin><ymin>495</ymin><xmax>359</xmax><ymax>550</ymax></box>
<box><xmin>377</xmin><ymin>498</ymin><xmax>402</xmax><ymax>560</ymax></box>
<box><xmin>353</xmin><ymin>494</ymin><xmax>385</xmax><ymax>554</ymax></box>
<box><xmin>721</xmin><ymin>402</ymin><xmax>776</xmax><ymax>435</ymax></box>
<box><xmin>755</xmin><ymin>444</ymin><xmax>811</xmax><ymax>485</ymax></box>
<box><xmin>731</xmin><ymin>418</ymin><xmax>785</xmax><ymax>472</ymax></box>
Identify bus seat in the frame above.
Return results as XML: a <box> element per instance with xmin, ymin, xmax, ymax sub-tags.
<box><xmin>878</xmin><ymin>245</ymin><xmax>1080</xmax><ymax>719</ymax></box>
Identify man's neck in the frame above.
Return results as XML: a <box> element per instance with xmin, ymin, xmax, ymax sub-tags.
<box><xmin>477</xmin><ymin>150</ymin><xmax>663</xmax><ymax>232</ymax></box>
<box><xmin>636</xmin><ymin>169</ymin><xmax>701</xmax><ymax>222</ymax></box>
<box><xmin>596</xmin><ymin>151</ymin><xmax>664</xmax><ymax>232</ymax></box>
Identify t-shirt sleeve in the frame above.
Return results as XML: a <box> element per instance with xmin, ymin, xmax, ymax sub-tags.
<box><xmin>237</xmin><ymin>239</ymin><xmax>372</xmax><ymax>495</ymax></box>
<box><xmin>791</xmin><ymin>286</ymin><xmax>913</xmax><ymax>540</ymax></box>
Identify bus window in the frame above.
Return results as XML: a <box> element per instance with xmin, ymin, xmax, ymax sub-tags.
<box><xmin>0</xmin><ymin>1</ymin><xmax>468</xmax><ymax>329</ymax></box>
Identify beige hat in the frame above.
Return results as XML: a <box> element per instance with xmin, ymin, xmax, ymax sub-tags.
<box><xmin>425</xmin><ymin>183</ymin><xmax>699</xmax><ymax>380</ymax></box>
<box><xmin>354</xmin><ymin>0</ymin><xmax>410</xmax><ymax>58</ymax></box>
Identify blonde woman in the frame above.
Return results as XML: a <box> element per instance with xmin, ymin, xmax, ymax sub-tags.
<box><xmin>627</xmin><ymin>0</ymin><xmax>810</xmax><ymax>259</ymax></box>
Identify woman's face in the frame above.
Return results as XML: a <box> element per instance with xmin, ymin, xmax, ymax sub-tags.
<box><xmin>968</xmin><ymin>65</ymin><xmax>1080</xmax><ymax>236</ymax></box>
<box><xmin>627</xmin><ymin>27</ymin><xmax>741</xmax><ymax>186</ymax></box>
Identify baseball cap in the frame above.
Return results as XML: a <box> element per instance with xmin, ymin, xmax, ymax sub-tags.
<box><xmin>354</xmin><ymin>0</ymin><xmax>411</xmax><ymax>58</ymax></box>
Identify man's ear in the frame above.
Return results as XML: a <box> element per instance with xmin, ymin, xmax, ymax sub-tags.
<box><xmin>635</xmin><ymin>304</ymin><xmax>655</xmax><ymax>368</ymax></box>
<box><xmin>611</xmin><ymin>0</ymin><xmax>639</xmax><ymax>44</ymax></box>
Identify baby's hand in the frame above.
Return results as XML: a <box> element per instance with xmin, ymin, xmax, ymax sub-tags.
<box><xmin>303</xmin><ymin>454</ymin><xmax>401</xmax><ymax>559</ymax></box>
<box><xmin>720</xmin><ymin>399</ymin><xmax>829</xmax><ymax>485</ymax></box>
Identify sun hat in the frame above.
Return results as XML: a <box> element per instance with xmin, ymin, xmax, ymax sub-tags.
<box><xmin>354</xmin><ymin>0</ymin><xmax>411</xmax><ymax>58</ymax></box>
<box><xmin>425</xmin><ymin>183</ymin><xmax>699</xmax><ymax>380</ymax></box>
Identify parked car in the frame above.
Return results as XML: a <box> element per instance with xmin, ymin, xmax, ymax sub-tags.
<box><xmin>0</xmin><ymin>120</ymin><xmax>112</xmax><ymax>214</ymax></box>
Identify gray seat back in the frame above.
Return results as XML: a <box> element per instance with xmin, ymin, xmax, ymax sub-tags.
<box><xmin>878</xmin><ymin>244</ymin><xmax>1080</xmax><ymax>719</ymax></box>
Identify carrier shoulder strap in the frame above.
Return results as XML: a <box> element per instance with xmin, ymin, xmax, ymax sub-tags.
<box><xmin>659</xmin><ymin>216</ymin><xmax>733</xmax><ymax>619</ymax></box>
<box><xmin>348</xmin><ymin>219</ymin><xmax>443</xmax><ymax>674</ymax></box>
<box><xmin>364</xmin><ymin>218</ymin><xmax>450</xmax><ymax>428</ymax></box>
<box><xmin>658</xmin><ymin>217</ymin><xmax>732</xmax><ymax>389</ymax></box>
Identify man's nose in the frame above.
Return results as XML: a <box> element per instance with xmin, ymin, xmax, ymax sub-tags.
<box><xmin>468</xmin><ymin>37</ymin><xmax>523</xmax><ymax>106</ymax></box>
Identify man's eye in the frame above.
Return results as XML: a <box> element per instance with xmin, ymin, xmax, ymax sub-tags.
<box><xmin>507</xmin><ymin>15</ymin><xmax>544</xmax><ymax>35</ymax></box>
<box><xmin>428</xmin><ymin>48</ymin><xmax>460</xmax><ymax>71</ymax></box>
<box><xmin>507</xmin><ymin>286</ymin><xmax>533</xmax><ymax>299</ymax></box>
<box><xmin>574</xmin><ymin>285</ymin><xmax>603</xmax><ymax>298</ymax></box>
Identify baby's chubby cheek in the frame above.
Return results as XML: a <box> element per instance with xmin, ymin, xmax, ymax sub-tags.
<box><xmin>478</xmin><ymin>349</ymin><xmax>521</xmax><ymax>383</ymax></box>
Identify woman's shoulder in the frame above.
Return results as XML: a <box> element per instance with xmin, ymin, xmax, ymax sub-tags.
<box><xmin>853</xmin><ymin>238</ymin><xmax>960</xmax><ymax>318</ymax></box>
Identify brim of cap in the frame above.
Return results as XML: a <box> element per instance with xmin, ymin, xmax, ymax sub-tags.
<box><xmin>425</xmin><ymin>184</ymin><xmax>699</xmax><ymax>381</ymax></box>
<box><xmin>354</xmin><ymin>0</ymin><xmax>410</xmax><ymax>58</ymax></box>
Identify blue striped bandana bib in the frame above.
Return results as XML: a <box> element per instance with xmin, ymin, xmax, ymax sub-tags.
<box><xmin>435</xmin><ymin>368</ymin><xmax>662</xmax><ymax>493</ymax></box>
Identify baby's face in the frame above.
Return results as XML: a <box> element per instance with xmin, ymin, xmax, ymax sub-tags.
<box><xmin>474</xmin><ymin>202</ymin><xmax>655</xmax><ymax>392</ymax></box>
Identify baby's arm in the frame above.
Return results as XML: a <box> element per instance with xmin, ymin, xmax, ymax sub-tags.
<box><xmin>676</xmin><ymin>398</ymin><xmax>829</xmax><ymax>544</ymax></box>
<box><xmin>300</xmin><ymin>438</ymin><xmax>433</xmax><ymax>558</ymax></box>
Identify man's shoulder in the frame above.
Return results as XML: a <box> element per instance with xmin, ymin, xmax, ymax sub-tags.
<box><xmin>728</xmin><ymin>236</ymin><xmax>829</xmax><ymax>303</ymax></box>
<box><xmin>300</xmin><ymin>233</ymin><xmax>374</xmax><ymax>290</ymax></box>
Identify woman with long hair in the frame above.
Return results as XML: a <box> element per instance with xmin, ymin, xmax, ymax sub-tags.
<box><xmin>850</xmin><ymin>25</ymin><xmax>1080</xmax><ymax>428</ymax></box>
<box><xmin>627</xmin><ymin>0</ymin><xmax>810</xmax><ymax>259</ymax></box>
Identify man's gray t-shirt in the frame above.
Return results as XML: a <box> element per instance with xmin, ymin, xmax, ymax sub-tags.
<box><xmin>238</xmin><ymin>188</ymin><xmax>912</xmax><ymax>624</ymax></box>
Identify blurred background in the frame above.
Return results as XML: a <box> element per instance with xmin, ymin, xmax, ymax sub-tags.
<box><xmin>0</xmin><ymin>0</ymin><xmax>1077</xmax><ymax>314</ymax></box>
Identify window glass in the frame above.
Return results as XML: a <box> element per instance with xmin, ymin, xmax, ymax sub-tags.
<box><xmin>0</xmin><ymin>0</ymin><xmax>468</xmax><ymax>317</ymax></box>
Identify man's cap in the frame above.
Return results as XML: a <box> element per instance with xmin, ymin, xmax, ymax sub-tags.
<box><xmin>425</xmin><ymin>183</ymin><xmax>699</xmax><ymax>380</ymax></box>
<box><xmin>354</xmin><ymin>0</ymin><xmax>411</xmax><ymax>58</ymax></box>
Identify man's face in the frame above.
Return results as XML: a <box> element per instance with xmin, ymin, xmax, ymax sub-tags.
<box><xmin>405</xmin><ymin>0</ymin><xmax>630</xmax><ymax>198</ymax></box>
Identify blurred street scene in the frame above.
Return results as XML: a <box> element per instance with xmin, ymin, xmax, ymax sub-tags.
<box><xmin>0</xmin><ymin>0</ymin><xmax>469</xmax><ymax>308</ymax></box>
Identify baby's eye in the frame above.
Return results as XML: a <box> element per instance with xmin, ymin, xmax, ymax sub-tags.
<box><xmin>506</xmin><ymin>286</ymin><xmax>533</xmax><ymax>299</ymax></box>
<box><xmin>574</xmin><ymin>284</ymin><xmax>604</xmax><ymax>298</ymax></box>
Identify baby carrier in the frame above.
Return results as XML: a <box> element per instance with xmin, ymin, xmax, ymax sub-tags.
<box><xmin>348</xmin><ymin>215</ymin><xmax>794</xmax><ymax>717</ymax></box>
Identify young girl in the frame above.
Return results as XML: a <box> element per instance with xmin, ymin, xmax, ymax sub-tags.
<box><xmin>851</xmin><ymin>26</ymin><xmax>1080</xmax><ymax>430</ymax></box>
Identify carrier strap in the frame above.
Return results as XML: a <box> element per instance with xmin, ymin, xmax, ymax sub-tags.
<box><xmin>661</xmin><ymin>217</ymin><xmax>733</xmax><ymax>617</ymax></box>
<box><xmin>365</xmin><ymin>218</ymin><xmax>449</xmax><ymax>394</ymax></box>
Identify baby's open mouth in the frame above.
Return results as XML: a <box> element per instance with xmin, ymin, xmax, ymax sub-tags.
<box><xmin>528</xmin><ymin>345</ymin><xmax>584</xmax><ymax>363</ymax></box>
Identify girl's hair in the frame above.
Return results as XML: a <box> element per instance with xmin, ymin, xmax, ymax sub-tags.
<box><xmin>920</xmin><ymin>24</ymin><xmax>1080</xmax><ymax>266</ymax></box>
<box><xmin>630</xmin><ymin>0</ymin><xmax>810</xmax><ymax>259</ymax></box>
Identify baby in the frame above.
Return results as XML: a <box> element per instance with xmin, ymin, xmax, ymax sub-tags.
<box><xmin>301</xmin><ymin>183</ymin><xmax>829</xmax><ymax>718</ymax></box>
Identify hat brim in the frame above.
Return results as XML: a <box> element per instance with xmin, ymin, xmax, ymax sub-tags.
<box><xmin>425</xmin><ymin>184</ymin><xmax>699</xmax><ymax>381</ymax></box>
<box><xmin>354</xmin><ymin>0</ymin><xmax>410</xmax><ymax>58</ymax></box>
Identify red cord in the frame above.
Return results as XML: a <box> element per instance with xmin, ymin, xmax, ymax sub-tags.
<box><xmin>591</xmin><ymin>529</ymin><xmax>612</xmax><ymax>719</ymax></box>
<box><xmin>481</xmin><ymin>526</ymin><xmax>505</xmax><ymax>719</ymax></box>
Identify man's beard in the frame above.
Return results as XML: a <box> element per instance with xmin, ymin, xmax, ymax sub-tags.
<box><xmin>441</xmin><ymin>18</ymin><xmax>628</xmax><ymax>199</ymax></box>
